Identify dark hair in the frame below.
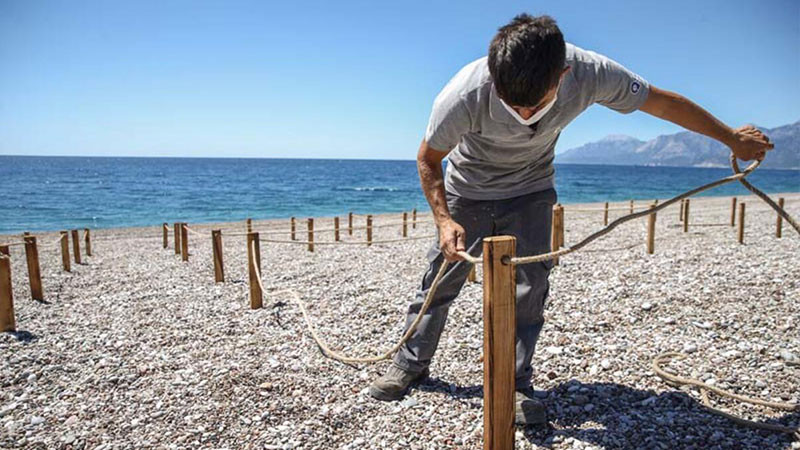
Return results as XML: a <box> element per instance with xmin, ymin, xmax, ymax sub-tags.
<box><xmin>488</xmin><ymin>14</ymin><xmax>566</xmax><ymax>107</ymax></box>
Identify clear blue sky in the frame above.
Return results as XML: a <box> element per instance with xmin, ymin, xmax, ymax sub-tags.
<box><xmin>1</xmin><ymin>0</ymin><xmax>798</xmax><ymax>159</ymax></box>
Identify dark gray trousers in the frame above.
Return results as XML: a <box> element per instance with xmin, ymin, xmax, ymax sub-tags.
<box><xmin>393</xmin><ymin>188</ymin><xmax>557</xmax><ymax>389</ymax></box>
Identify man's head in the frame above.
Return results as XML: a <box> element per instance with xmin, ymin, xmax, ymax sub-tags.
<box><xmin>488</xmin><ymin>14</ymin><xmax>569</xmax><ymax>119</ymax></box>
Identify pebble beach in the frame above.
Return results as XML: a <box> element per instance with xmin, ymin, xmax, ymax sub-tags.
<box><xmin>1</xmin><ymin>192</ymin><xmax>798</xmax><ymax>450</ymax></box>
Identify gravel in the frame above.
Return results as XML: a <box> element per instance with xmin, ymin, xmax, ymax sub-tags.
<box><xmin>1</xmin><ymin>192</ymin><xmax>798</xmax><ymax>449</ymax></box>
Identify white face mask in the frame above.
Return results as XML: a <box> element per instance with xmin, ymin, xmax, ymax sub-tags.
<box><xmin>499</xmin><ymin>92</ymin><xmax>558</xmax><ymax>126</ymax></box>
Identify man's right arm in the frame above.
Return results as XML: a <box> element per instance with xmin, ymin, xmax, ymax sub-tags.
<box><xmin>417</xmin><ymin>140</ymin><xmax>465</xmax><ymax>262</ymax></box>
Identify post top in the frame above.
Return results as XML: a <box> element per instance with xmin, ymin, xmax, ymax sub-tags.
<box><xmin>483</xmin><ymin>235</ymin><xmax>516</xmax><ymax>243</ymax></box>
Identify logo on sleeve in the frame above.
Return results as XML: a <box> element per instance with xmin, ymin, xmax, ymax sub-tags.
<box><xmin>630</xmin><ymin>81</ymin><xmax>641</xmax><ymax>95</ymax></box>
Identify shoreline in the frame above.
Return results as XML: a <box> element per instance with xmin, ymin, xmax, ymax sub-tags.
<box><xmin>2</xmin><ymin>190</ymin><xmax>798</xmax><ymax>239</ymax></box>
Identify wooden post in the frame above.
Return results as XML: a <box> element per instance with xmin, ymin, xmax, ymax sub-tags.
<box><xmin>307</xmin><ymin>218</ymin><xmax>314</xmax><ymax>252</ymax></box>
<box><xmin>738</xmin><ymin>203</ymin><xmax>745</xmax><ymax>244</ymax></box>
<box><xmin>603</xmin><ymin>202</ymin><xmax>609</xmax><ymax>226</ymax></box>
<box><xmin>647</xmin><ymin>201</ymin><xmax>657</xmax><ymax>255</ymax></box>
<box><xmin>174</xmin><ymin>223</ymin><xmax>181</xmax><ymax>255</ymax></box>
<box><xmin>71</xmin><ymin>230</ymin><xmax>81</xmax><ymax>264</ymax></box>
<box><xmin>366</xmin><ymin>215</ymin><xmax>373</xmax><ymax>246</ymax></box>
<box><xmin>181</xmin><ymin>223</ymin><xmax>189</xmax><ymax>262</ymax></box>
<box><xmin>683</xmin><ymin>199</ymin><xmax>690</xmax><ymax>233</ymax></box>
<box><xmin>412</xmin><ymin>208</ymin><xmax>417</xmax><ymax>229</ymax></box>
<box><xmin>291</xmin><ymin>217</ymin><xmax>296</xmax><ymax>240</ymax></box>
<box><xmin>348</xmin><ymin>212</ymin><xmax>353</xmax><ymax>236</ymax></box>
<box><xmin>403</xmin><ymin>212</ymin><xmax>408</xmax><ymax>237</ymax></box>
<box><xmin>23</xmin><ymin>236</ymin><xmax>43</xmax><ymax>301</ymax></box>
<box><xmin>247</xmin><ymin>232</ymin><xmax>262</xmax><ymax>309</ymax></box>
<box><xmin>212</xmin><ymin>230</ymin><xmax>224</xmax><ymax>283</ymax></box>
<box><xmin>558</xmin><ymin>205</ymin><xmax>565</xmax><ymax>252</ymax></box>
<box><xmin>163</xmin><ymin>223</ymin><xmax>169</xmax><ymax>249</ymax></box>
<box><xmin>730</xmin><ymin>197</ymin><xmax>737</xmax><ymax>227</ymax></box>
<box><xmin>482</xmin><ymin>236</ymin><xmax>516</xmax><ymax>450</ymax></box>
<box><xmin>468</xmin><ymin>265</ymin><xmax>477</xmax><ymax>283</ymax></box>
<box><xmin>0</xmin><ymin>255</ymin><xmax>14</xmax><ymax>332</ymax></box>
<box><xmin>679</xmin><ymin>199</ymin><xmax>685</xmax><ymax>223</ymax></box>
<box><xmin>776</xmin><ymin>198</ymin><xmax>784</xmax><ymax>238</ymax></box>
<box><xmin>334</xmin><ymin>217</ymin><xmax>340</xmax><ymax>242</ymax></box>
<box><xmin>0</xmin><ymin>245</ymin><xmax>8</xmax><ymax>257</ymax></box>
<box><xmin>629</xmin><ymin>199</ymin><xmax>634</xmax><ymax>214</ymax></box>
<box><xmin>84</xmin><ymin>228</ymin><xmax>92</xmax><ymax>257</ymax></box>
<box><xmin>246</xmin><ymin>218</ymin><xmax>253</xmax><ymax>233</ymax></box>
<box><xmin>60</xmin><ymin>231</ymin><xmax>71</xmax><ymax>272</ymax></box>
<box><xmin>551</xmin><ymin>206</ymin><xmax>560</xmax><ymax>267</ymax></box>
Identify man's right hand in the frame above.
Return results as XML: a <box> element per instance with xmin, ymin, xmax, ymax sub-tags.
<box><xmin>438</xmin><ymin>218</ymin><xmax>466</xmax><ymax>262</ymax></box>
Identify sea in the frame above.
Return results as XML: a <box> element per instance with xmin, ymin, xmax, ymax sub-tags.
<box><xmin>1</xmin><ymin>155</ymin><xmax>798</xmax><ymax>234</ymax></box>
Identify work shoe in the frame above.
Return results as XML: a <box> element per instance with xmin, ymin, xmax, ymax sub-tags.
<box><xmin>369</xmin><ymin>365</ymin><xmax>430</xmax><ymax>401</ymax></box>
<box><xmin>515</xmin><ymin>387</ymin><xmax>547</xmax><ymax>425</ymax></box>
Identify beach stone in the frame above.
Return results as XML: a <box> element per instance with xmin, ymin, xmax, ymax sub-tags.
<box><xmin>683</xmin><ymin>344</ymin><xmax>698</xmax><ymax>354</ymax></box>
<box><xmin>400</xmin><ymin>397</ymin><xmax>418</xmax><ymax>409</ymax></box>
<box><xmin>64</xmin><ymin>415</ymin><xmax>78</xmax><ymax>426</ymax></box>
<box><xmin>0</xmin><ymin>403</ymin><xmax>17</xmax><ymax>418</ymax></box>
<box><xmin>30</xmin><ymin>416</ymin><xmax>45</xmax><ymax>426</ymax></box>
<box><xmin>779</xmin><ymin>350</ymin><xmax>798</xmax><ymax>363</ymax></box>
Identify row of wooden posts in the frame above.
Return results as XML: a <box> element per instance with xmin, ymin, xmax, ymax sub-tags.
<box><xmin>0</xmin><ymin>229</ymin><xmax>93</xmax><ymax>332</ymax></box>
<box><xmin>573</xmin><ymin>196</ymin><xmax>788</xmax><ymax>256</ymax></box>
<box><xmin>679</xmin><ymin>196</ymin><xmax>787</xmax><ymax>243</ymax></box>
<box><xmin>163</xmin><ymin>210</ymin><xmax>423</xmax><ymax>285</ymax></box>
<box><xmin>165</xmin><ymin>196</ymin><xmax>789</xmax><ymax>292</ymax></box>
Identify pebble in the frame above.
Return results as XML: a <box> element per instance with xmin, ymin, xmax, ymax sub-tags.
<box><xmin>30</xmin><ymin>416</ymin><xmax>45</xmax><ymax>426</ymax></box>
<box><xmin>400</xmin><ymin>397</ymin><xmax>418</xmax><ymax>409</ymax></box>
<box><xmin>0</xmin><ymin>403</ymin><xmax>17</xmax><ymax>418</ymax></box>
<box><xmin>779</xmin><ymin>350</ymin><xmax>799</xmax><ymax>363</ymax></box>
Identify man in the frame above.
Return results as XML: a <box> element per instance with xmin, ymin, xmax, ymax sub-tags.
<box><xmin>368</xmin><ymin>14</ymin><xmax>773</xmax><ymax>425</ymax></box>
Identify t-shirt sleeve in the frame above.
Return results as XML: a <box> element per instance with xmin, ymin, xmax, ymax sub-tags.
<box><xmin>592</xmin><ymin>53</ymin><xmax>650</xmax><ymax>114</ymax></box>
<box><xmin>424</xmin><ymin>86</ymin><xmax>471</xmax><ymax>152</ymax></box>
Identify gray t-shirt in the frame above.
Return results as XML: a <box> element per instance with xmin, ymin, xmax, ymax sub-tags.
<box><xmin>424</xmin><ymin>43</ymin><xmax>650</xmax><ymax>200</ymax></box>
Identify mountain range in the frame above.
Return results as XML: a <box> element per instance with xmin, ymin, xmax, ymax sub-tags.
<box><xmin>555</xmin><ymin>120</ymin><xmax>799</xmax><ymax>170</ymax></box>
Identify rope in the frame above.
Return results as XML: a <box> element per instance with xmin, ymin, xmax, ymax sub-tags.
<box><xmin>259</xmin><ymin>234</ymin><xmax>435</xmax><ymax>246</ymax></box>
<box><xmin>182</xmin><ymin>224</ymin><xmax>204</xmax><ymax>237</ymax></box>
<box><xmin>565</xmin><ymin>206</ymin><xmax>653</xmax><ymax>212</ymax></box>
<box><xmin>653</xmin><ymin>353</ymin><xmax>799</xmax><ymax>437</ymax></box>
<box><xmin>0</xmin><ymin>242</ymin><xmax>27</xmax><ymax>248</ymax></box>
<box><xmin>253</xmin><ymin>219</ymin><xmax>435</xmax><ymax>237</ymax></box>
<box><xmin>455</xmin><ymin>159</ymin><xmax>793</xmax><ymax>266</ymax></box>
<box><xmin>731</xmin><ymin>157</ymin><xmax>800</xmax><ymax>234</ymax></box>
<box><xmin>249</xmin><ymin>239</ymin><xmax>450</xmax><ymax>363</ymax></box>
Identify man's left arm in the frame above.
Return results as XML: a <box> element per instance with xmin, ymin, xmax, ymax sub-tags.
<box><xmin>638</xmin><ymin>86</ymin><xmax>774</xmax><ymax>161</ymax></box>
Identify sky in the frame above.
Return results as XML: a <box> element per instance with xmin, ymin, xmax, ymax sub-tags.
<box><xmin>1</xmin><ymin>0</ymin><xmax>798</xmax><ymax>160</ymax></box>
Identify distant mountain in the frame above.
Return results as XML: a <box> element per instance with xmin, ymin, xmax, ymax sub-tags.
<box><xmin>556</xmin><ymin>121</ymin><xmax>800</xmax><ymax>170</ymax></box>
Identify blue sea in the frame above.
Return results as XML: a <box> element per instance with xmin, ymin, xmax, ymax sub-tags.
<box><xmin>1</xmin><ymin>155</ymin><xmax>798</xmax><ymax>234</ymax></box>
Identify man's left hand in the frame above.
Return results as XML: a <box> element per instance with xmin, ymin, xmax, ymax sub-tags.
<box><xmin>728</xmin><ymin>125</ymin><xmax>774</xmax><ymax>162</ymax></box>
